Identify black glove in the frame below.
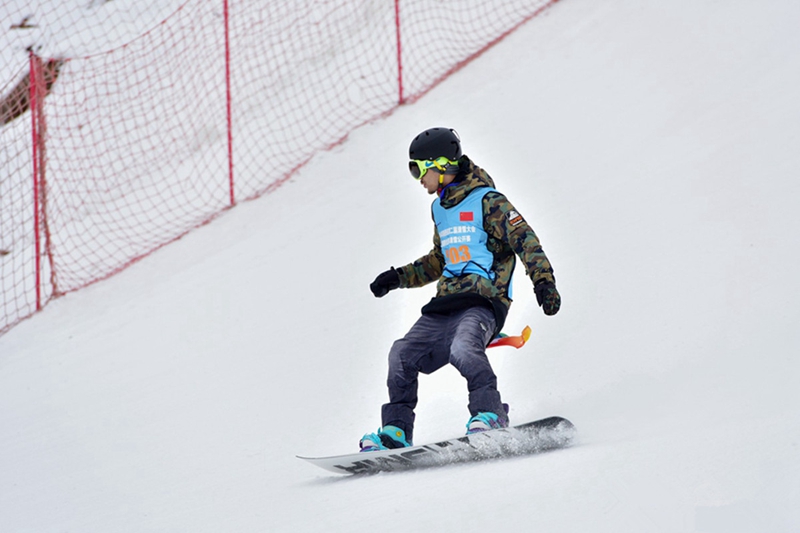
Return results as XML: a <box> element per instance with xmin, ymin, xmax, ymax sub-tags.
<box><xmin>370</xmin><ymin>267</ymin><xmax>401</xmax><ymax>298</ymax></box>
<box><xmin>534</xmin><ymin>280</ymin><xmax>561</xmax><ymax>316</ymax></box>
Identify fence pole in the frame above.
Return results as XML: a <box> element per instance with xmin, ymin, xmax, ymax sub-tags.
<box><xmin>29</xmin><ymin>51</ymin><xmax>42</xmax><ymax>311</ymax></box>
<box><xmin>394</xmin><ymin>0</ymin><xmax>405</xmax><ymax>104</ymax></box>
<box><xmin>223</xmin><ymin>0</ymin><xmax>235</xmax><ymax>206</ymax></box>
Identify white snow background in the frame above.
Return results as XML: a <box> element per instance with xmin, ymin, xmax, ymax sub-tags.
<box><xmin>2</xmin><ymin>0</ymin><xmax>800</xmax><ymax>531</ymax></box>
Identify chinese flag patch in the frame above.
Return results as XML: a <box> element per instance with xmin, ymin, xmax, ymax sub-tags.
<box><xmin>460</xmin><ymin>211</ymin><xmax>474</xmax><ymax>222</ymax></box>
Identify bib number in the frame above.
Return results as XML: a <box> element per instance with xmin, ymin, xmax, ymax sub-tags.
<box><xmin>446</xmin><ymin>246</ymin><xmax>472</xmax><ymax>265</ymax></box>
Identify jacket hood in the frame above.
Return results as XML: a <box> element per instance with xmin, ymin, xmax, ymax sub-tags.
<box><xmin>438</xmin><ymin>155</ymin><xmax>496</xmax><ymax>209</ymax></box>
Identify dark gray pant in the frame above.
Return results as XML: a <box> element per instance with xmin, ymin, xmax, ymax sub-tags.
<box><xmin>381</xmin><ymin>306</ymin><xmax>506</xmax><ymax>443</ymax></box>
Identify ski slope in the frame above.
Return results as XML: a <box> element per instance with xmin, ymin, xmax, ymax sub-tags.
<box><xmin>2</xmin><ymin>0</ymin><xmax>800</xmax><ymax>531</ymax></box>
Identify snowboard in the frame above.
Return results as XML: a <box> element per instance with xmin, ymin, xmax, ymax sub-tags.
<box><xmin>298</xmin><ymin>416</ymin><xmax>575</xmax><ymax>475</ymax></box>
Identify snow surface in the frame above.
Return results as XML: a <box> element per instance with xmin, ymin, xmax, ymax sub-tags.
<box><xmin>1</xmin><ymin>0</ymin><xmax>186</xmax><ymax>73</ymax></box>
<box><xmin>2</xmin><ymin>0</ymin><xmax>800</xmax><ymax>531</ymax></box>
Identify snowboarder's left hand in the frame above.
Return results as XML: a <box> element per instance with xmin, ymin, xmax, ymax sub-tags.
<box><xmin>534</xmin><ymin>281</ymin><xmax>560</xmax><ymax>315</ymax></box>
<box><xmin>370</xmin><ymin>267</ymin><xmax>401</xmax><ymax>298</ymax></box>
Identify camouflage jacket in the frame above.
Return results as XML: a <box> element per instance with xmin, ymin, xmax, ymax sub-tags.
<box><xmin>396</xmin><ymin>156</ymin><xmax>555</xmax><ymax>331</ymax></box>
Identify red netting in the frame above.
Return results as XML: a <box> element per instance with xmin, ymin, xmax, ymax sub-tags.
<box><xmin>0</xmin><ymin>0</ymin><xmax>557</xmax><ymax>336</ymax></box>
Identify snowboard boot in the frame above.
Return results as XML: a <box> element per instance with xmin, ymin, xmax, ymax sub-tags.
<box><xmin>466</xmin><ymin>411</ymin><xmax>509</xmax><ymax>434</ymax></box>
<box><xmin>359</xmin><ymin>425</ymin><xmax>411</xmax><ymax>452</ymax></box>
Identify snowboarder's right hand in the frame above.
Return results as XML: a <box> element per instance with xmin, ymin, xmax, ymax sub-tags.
<box><xmin>370</xmin><ymin>268</ymin><xmax>401</xmax><ymax>298</ymax></box>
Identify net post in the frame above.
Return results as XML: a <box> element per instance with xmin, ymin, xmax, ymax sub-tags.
<box><xmin>29</xmin><ymin>51</ymin><xmax>42</xmax><ymax>311</ymax></box>
<box><xmin>223</xmin><ymin>0</ymin><xmax>235</xmax><ymax>206</ymax></box>
<box><xmin>394</xmin><ymin>0</ymin><xmax>405</xmax><ymax>104</ymax></box>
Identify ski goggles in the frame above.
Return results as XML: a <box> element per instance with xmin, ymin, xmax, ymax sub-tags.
<box><xmin>408</xmin><ymin>157</ymin><xmax>459</xmax><ymax>180</ymax></box>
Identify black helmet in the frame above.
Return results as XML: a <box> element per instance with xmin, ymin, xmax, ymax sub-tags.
<box><xmin>409</xmin><ymin>127</ymin><xmax>462</xmax><ymax>161</ymax></box>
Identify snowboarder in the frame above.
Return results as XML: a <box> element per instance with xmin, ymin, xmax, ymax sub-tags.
<box><xmin>360</xmin><ymin>127</ymin><xmax>560</xmax><ymax>452</ymax></box>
